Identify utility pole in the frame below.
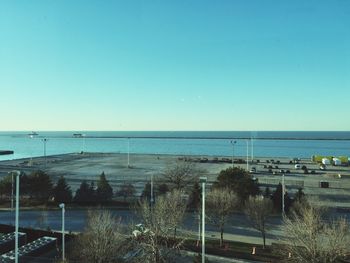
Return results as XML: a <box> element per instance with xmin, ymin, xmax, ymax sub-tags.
<box><xmin>230</xmin><ymin>140</ymin><xmax>236</xmax><ymax>168</ymax></box>
<box><xmin>12</xmin><ymin>170</ymin><xmax>20</xmax><ymax>263</ymax></box>
<box><xmin>199</xmin><ymin>177</ymin><xmax>207</xmax><ymax>263</ymax></box>
<box><xmin>245</xmin><ymin>140</ymin><xmax>249</xmax><ymax>171</ymax></box>
<box><xmin>251</xmin><ymin>137</ymin><xmax>254</xmax><ymax>162</ymax></box>
<box><xmin>282</xmin><ymin>173</ymin><xmax>285</xmax><ymax>216</ymax></box>
<box><xmin>150</xmin><ymin>174</ymin><xmax>154</xmax><ymax>206</ymax></box>
<box><xmin>127</xmin><ymin>137</ymin><xmax>130</xmax><ymax>168</ymax></box>
<box><xmin>59</xmin><ymin>203</ymin><xmax>65</xmax><ymax>261</ymax></box>
<box><xmin>42</xmin><ymin>138</ymin><xmax>48</xmax><ymax>169</ymax></box>
<box><xmin>11</xmin><ymin>173</ymin><xmax>14</xmax><ymax>211</ymax></box>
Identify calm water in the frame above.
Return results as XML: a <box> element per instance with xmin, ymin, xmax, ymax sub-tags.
<box><xmin>0</xmin><ymin>131</ymin><xmax>349</xmax><ymax>161</ymax></box>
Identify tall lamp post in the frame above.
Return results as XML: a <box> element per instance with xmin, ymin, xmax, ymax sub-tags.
<box><xmin>150</xmin><ymin>174</ymin><xmax>154</xmax><ymax>206</ymax></box>
<box><xmin>10</xmin><ymin>170</ymin><xmax>21</xmax><ymax>263</ymax></box>
<box><xmin>245</xmin><ymin>140</ymin><xmax>249</xmax><ymax>171</ymax></box>
<box><xmin>82</xmin><ymin>134</ymin><xmax>86</xmax><ymax>153</ymax></box>
<box><xmin>199</xmin><ymin>177</ymin><xmax>207</xmax><ymax>263</ymax></box>
<box><xmin>230</xmin><ymin>140</ymin><xmax>237</xmax><ymax>168</ymax></box>
<box><xmin>29</xmin><ymin>134</ymin><xmax>34</xmax><ymax>166</ymax></box>
<box><xmin>59</xmin><ymin>203</ymin><xmax>65</xmax><ymax>261</ymax></box>
<box><xmin>251</xmin><ymin>137</ymin><xmax>254</xmax><ymax>163</ymax></box>
<box><xmin>11</xmin><ymin>173</ymin><xmax>14</xmax><ymax>211</ymax></box>
<box><xmin>127</xmin><ymin>137</ymin><xmax>130</xmax><ymax>168</ymax></box>
<box><xmin>42</xmin><ymin>138</ymin><xmax>48</xmax><ymax>169</ymax></box>
<box><xmin>282</xmin><ymin>173</ymin><xmax>285</xmax><ymax>217</ymax></box>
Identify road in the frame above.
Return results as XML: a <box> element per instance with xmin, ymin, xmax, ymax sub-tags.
<box><xmin>0</xmin><ymin>208</ymin><xmax>284</xmax><ymax>245</ymax></box>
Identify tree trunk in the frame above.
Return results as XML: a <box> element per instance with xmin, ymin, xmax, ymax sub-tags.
<box><xmin>262</xmin><ymin>231</ymin><xmax>266</xmax><ymax>249</ymax></box>
<box><xmin>220</xmin><ymin>227</ymin><xmax>224</xmax><ymax>247</ymax></box>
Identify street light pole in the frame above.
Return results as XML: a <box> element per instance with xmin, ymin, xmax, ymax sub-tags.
<box><xmin>29</xmin><ymin>134</ymin><xmax>33</xmax><ymax>166</ymax></box>
<box><xmin>11</xmin><ymin>173</ymin><xmax>14</xmax><ymax>211</ymax></box>
<box><xmin>245</xmin><ymin>140</ymin><xmax>249</xmax><ymax>171</ymax></box>
<box><xmin>59</xmin><ymin>203</ymin><xmax>65</xmax><ymax>261</ymax></box>
<box><xmin>282</xmin><ymin>173</ymin><xmax>285</xmax><ymax>216</ymax></box>
<box><xmin>42</xmin><ymin>138</ymin><xmax>48</xmax><ymax>169</ymax></box>
<box><xmin>150</xmin><ymin>174</ymin><xmax>154</xmax><ymax>206</ymax></box>
<box><xmin>199</xmin><ymin>177</ymin><xmax>207</xmax><ymax>263</ymax></box>
<box><xmin>230</xmin><ymin>140</ymin><xmax>236</xmax><ymax>168</ymax></box>
<box><xmin>82</xmin><ymin>134</ymin><xmax>86</xmax><ymax>153</ymax></box>
<box><xmin>251</xmin><ymin>137</ymin><xmax>254</xmax><ymax>162</ymax></box>
<box><xmin>127</xmin><ymin>137</ymin><xmax>130</xmax><ymax>168</ymax></box>
<box><xmin>11</xmin><ymin>170</ymin><xmax>20</xmax><ymax>263</ymax></box>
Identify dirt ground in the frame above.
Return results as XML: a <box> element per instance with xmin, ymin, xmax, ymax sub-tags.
<box><xmin>1</xmin><ymin>152</ymin><xmax>350</xmax><ymax>208</ymax></box>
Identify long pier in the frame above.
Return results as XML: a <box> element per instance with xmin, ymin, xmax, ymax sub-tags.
<box><xmin>0</xmin><ymin>150</ymin><xmax>14</xmax><ymax>155</ymax></box>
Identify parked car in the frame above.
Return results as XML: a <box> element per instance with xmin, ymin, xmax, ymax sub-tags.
<box><xmin>320</xmin><ymin>164</ymin><xmax>326</xmax><ymax>170</ymax></box>
<box><xmin>249</xmin><ymin>167</ymin><xmax>256</xmax><ymax>173</ymax></box>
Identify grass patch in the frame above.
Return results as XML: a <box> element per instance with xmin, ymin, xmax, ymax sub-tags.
<box><xmin>183</xmin><ymin>238</ymin><xmax>283</xmax><ymax>262</ymax></box>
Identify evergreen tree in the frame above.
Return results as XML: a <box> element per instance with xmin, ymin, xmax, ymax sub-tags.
<box><xmin>213</xmin><ymin>167</ymin><xmax>260</xmax><ymax>202</ymax></box>
<box><xmin>157</xmin><ymin>183</ymin><xmax>169</xmax><ymax>196</ymax></box>
<box><xmin>96</xmin><ymin>172</ymin><xmax>113</xmax><ymax>203</ymax></box>
<box><xmin>89</xmin><ymin>181</ymin><xmax>96</xmax><ymax>200</ymax></box>
<box><xmin>294</xmin><ymin>188</ymin><xmax>305</xmax><ymax>202</ymax></box>
<box><xmin>53</xmin><ymin>176</ymin><xmax>72</xmax><ymax>204</ymax></box>
<box><xmin>116</xmin><ymin>183</ymin><xmax>135</xmax><ymax>201</ymax></box>
<box><xmin>271</xmin><ymin>183</ymin><xmax>292</xmax><ymax>213</ymax></box>
<box><xmin>74</xmin><ymin>180</ymin><xmax>95</xmax><ymax>204</ymax></box>
<box><xmin>188</xmin><ymin>181</ymin><xmax>201</xmax><ymax>209</ymax></box>
<box><xmin>272</xmin><ymin>183</ymin><xmax>282</xmax><ymax>211</ymax></box>
<box><xmin>20</xmin><ymin>173</ymin><xmax>31</xmax><ymax>196</ymax></box>
<box><xmin>27</xmin><ymin>170</ymin><xmax>53</xmax><ymax>201</ymax></box>
<box><xmin>140</xmin><ymin>182</ymin><xmax>152</xmax><ymax>201</ymax></box>
<box><xmin>0</xmin><ymin>172</ymin><xmax>30</xmax><ymax>199</ymax></box>
<box><xmin>264</xmin><ymin>187</ymin><xmax>271</xmax><ymax>198</ymax></box>
<box><xmin>0</xmin><ymin>174</ymin><xmax>13</xmax><ymax>199</ymax></box>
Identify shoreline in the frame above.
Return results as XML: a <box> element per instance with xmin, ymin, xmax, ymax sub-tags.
<box><xmin>0</xmin><ymin>151</ymin><xmax>313</xmax><ymax>163</ymax></box>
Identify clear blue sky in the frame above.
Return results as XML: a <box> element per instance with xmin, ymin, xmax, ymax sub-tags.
<box><xmin>1</xmin><ymin>0</ymin><xmax>349</xmax><ymax>131</ymax></box>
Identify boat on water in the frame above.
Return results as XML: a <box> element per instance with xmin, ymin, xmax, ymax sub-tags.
<box><xmin>73</xmin><ymin>133</ymin><xmax>84</xmax><ymax>137</ymax></box>
<box><xmin>28</xmin><ymin>131</ymin><xmax>38</xmax><ymax>136</ymax></box>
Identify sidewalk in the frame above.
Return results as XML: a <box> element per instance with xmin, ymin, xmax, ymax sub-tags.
<box><xmin>181</xmin><ymin>250</ymin><xmax>263</xmax><ymax>263</ymax></box>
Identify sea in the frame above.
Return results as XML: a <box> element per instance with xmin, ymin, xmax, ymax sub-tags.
<box><xmin>0</xmin><ymin>131</ymin><xmax>349</xmax><ymax>161</ymax></box>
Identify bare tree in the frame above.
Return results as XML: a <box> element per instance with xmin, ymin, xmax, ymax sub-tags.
<box><xmin>116</xmin><ymin>182</ymin><xmax>136</xmax><ymax>201</ymax></box>
<box><xmin>281</xmin><ymin>202</ymin><xmax>350</xmax><ymax>263</ymax></box>
<box><xmin>206</xmin><ymin>188</ymin><xmax>238</xmax><ymax>247</ymax></box>
<box><xmin>72</xmin><ymin>210</ymin><xmax>128</xmax><ymax>263</ymax></box>
<box><xmin>135</xmin><ymin>190</ymin><xmax>187</xmax><ymax>262</ymax></box>
<box><xmin>244</xmin><ymin>196</ymin><xmax>273</xmax><ymax>248</ymax></box>
<box><xmin>162</xmin><ymin>161</ymin><xmax>200</xmax><ymax>190</ymax></box>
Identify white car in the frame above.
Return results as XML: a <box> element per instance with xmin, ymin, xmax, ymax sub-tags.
<box><xmin>249</xmin><ymin>167</ymin><xmax>256</xmax><ymax>173</ymax></box>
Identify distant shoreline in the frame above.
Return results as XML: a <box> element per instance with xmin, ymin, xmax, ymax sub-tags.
<box><xmin>60</xmin><ymin>136</ymin><xmax>350</xmax><ymax>141</ymax></box>
<box><xmin>0</xmin><ymin>152</ymin><xmax>312</xmax><ymax>164</ymax></box>
<box><xmin>2</xmin><ymin>131</ymin><xmax>350</xmax><ymax>141</ymax></box>
<box><xmin>5</xmin><ymin>135</ymin><xmax>350</xmax><ymax>140</ymax></box>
